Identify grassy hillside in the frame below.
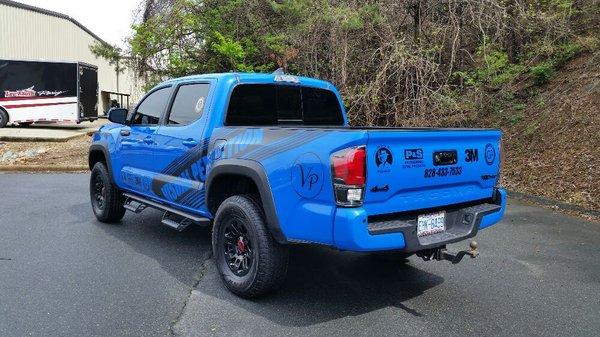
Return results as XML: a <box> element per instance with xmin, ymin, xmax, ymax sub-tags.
<box><xmin>499</xmin><ymin>52</ymin><xmax>599</xmax><ymax>211</ymax></box>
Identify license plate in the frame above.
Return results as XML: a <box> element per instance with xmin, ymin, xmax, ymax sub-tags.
<box><xmin>417</xmin><ymin>211</ymin><xmax>446</xmax><ymax>237</ymax></box>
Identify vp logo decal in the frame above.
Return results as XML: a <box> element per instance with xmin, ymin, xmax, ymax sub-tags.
<box><xmin>375</xmin><ymin>146</ymin><xmax>393</xmax><ymax>172</ymax></box>
<box><xmin>484</xmin><ymin>143</ymin><xmax>496</xmax><ymax>165</ymax></box>
<box><xmin>291</xmin><ymin>152</ymin><xmax>324</xmax><ymax>199</ymax></box>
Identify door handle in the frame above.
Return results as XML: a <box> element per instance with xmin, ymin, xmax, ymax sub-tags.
<box><xmin>143</xmin><ymin>137</ymin><xmax>154</xmax><ymax>145</ymax></box>
<box><xmin>120</xmin><ymin>129</ymin><xmax>130</xmax><ymax>136</ymax></box>
<box><xmin>182</xmin><ymin>139</ymin><xmax>198</xmax><ymax>148</ymax></box>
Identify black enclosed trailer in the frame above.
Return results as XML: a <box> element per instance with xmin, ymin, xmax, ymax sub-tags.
<box><xmin>0</xmin><ymin>59</ymin><xmax>98</xmax><ymax>128</ymax></box>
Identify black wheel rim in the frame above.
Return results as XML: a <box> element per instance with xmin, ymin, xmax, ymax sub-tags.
<box><xmin>92</xmin><ymin>173</ymin><xmax>106</xmax><ymax>210</ymax></box>
<box><xmin>223</xmin><ymin>219</ymin><xmax>253</xmax><ymax>276</ymax></box>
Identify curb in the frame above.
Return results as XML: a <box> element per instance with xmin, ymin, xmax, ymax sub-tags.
<box><xmin>0</xmin><ymin>165</ymin><xmax>88</xmax><ymax>172</ymax></box>
<box><xmin>507</xmin><ymin>190</ymin><xmax>600</xmax><ymax>217</ymax></box>
<box><xmin>0</xmin><ymin>134</ymin><xmax>83</xmax><ymax>142</ymax></box>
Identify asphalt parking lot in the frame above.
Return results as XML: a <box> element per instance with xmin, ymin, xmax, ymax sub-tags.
<box><xmin>1</xmin><ymin>173</ymin><xmax>599</xmax><ymax>337</ymax></box>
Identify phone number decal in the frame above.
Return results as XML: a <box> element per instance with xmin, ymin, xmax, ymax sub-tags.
<box><xmin>424</xmin><ymin>166</ymin><xmax>462</xmax><ymax>178</ymax></box>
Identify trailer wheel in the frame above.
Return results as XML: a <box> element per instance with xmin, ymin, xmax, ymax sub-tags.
<box><xmin>0</xmin><ymin>109</ymin><xmax>8</xmax><ymax>128</ymax></box>
<box><xmin>90</xmin><ymin>162</ymin><xmax>126</xmax><ymax>223</ymax></box>
<box><xmin>212</xmin><ymin>195</ymin><xmax>289</xmax><ymax>298</ymax></box>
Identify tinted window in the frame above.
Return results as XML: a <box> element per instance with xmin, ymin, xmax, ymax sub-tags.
<box><xmin>302</xmin><ymin>87</ymin><xmax>344</xmax><ymax>125</ymax></box>
<box><xmin>226</xmin><ymin>85</ymin><xmax>276</xmax><ymax>125</ymax></box>
<box><xmin>276</xmin><ymin>86</ymin><xmax>302</xmax><ymax>122</ymax></box>
<box><xmin>226</xmin><ymin>84</ymin><xmax>343</xmax><ymax>126</ymax></box>
<box><xmin>168</xmin><ymin>83</ymin><xmax>210</xmax><ymax>125</ymax></box>
<box><xmin>131</xmin><ymin>87</ymin><xmax>171</xmax><ymax>125</ymax></box>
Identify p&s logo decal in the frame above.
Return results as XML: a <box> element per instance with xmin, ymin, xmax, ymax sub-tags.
<box><xmin>404</xmin><ymin>148</ymin><xmax>423</xmax><ymax>160</ymax></box>
<box><xmin>375</xmin><ymin>146</ymin><xmax>393</xmax><ymax>172</ymax></box>
<box><xmin>484</xmin><ymin>143</ymin><xmax>496</xmax><ymax>165</ymax></box>
<box><xmin>402</xmin><ymin>148</ymin><xmax>425</xmax><ymax>169</ymax></box>
<box><xmin>291</xmin><ymin>152</ymin><xmax>324</xmax><ymax>199</ymax></box>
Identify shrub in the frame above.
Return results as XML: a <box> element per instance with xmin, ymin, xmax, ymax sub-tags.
<box><xmin>531</xmin><ymin>63</ymin><xmax>554</xmax><ymax>85</ymax></box>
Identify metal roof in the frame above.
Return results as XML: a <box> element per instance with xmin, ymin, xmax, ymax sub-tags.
<box><xmin>0</xmin><ymin>0</ymin><xmax>109</xmax><ymax>45</ymax></box>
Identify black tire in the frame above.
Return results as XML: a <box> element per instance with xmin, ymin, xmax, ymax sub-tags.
<box><xmin>212</xmin><ymin>195</ymin><xmax>289</xmax><ymax>298</ymax></box>
<box><xmin>0</xmin><ymin>109</ymin><xmax>8</xmax><ymax>128</ymax></box>
<box><xmin>90</xmin><ymin>162</ymin><xmax>126</xmax><ymax>223</ymax></box>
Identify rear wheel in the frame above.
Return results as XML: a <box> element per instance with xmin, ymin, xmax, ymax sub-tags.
<box><xmin>0</xmin><ymin>109</ymin><xmax>8</xmax><ymax>128</ymax></box>
<box><xmin>212</xmin><ymin>195</ymin><xmax>288</xmax><ymax>298</ymax></box>
<box><xmin>90</xmin><ymin>162</ymin><xmax>126</xmax><ymax>223</ymax></box>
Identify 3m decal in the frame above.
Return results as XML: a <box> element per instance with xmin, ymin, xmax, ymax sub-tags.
<box><xmin>291</xmin><ymin>152</ymin><xmax>324</xmax><ymax>199</ymax></box>
<box><xmin>375</xmin><ymin>146</ymin><xmax>393</xmax><ymax>172</ymax></box>
<box><xmin>465</xmin><ymin>149</ymin><xmax>479</xmax><ymax>162</ymax></box>
<box><xmin>484</xmin><ymin>143</ymin><xmax>496</xmax><ymax>165</ymax></box>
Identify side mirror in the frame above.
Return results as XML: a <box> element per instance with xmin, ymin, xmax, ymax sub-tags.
<box><xmin>108</xmin><ymin>108</ymin><xmax>128</xmax><ymax>124</ymax></box>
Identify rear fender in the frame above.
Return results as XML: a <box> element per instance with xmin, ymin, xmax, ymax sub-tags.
<box><xmin>206</xmin><ymin>159</ymin><xmax>286</xmax><ymax>243</ymax></box>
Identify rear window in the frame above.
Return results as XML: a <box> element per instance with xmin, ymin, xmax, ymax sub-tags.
<box><xmin>226</xmin><ymin>84</ymin><xmax>344</xmax><ymax>126</ymax></box>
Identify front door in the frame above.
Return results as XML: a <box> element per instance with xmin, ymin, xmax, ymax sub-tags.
<box><xmin>116</xmin><ymin>85</ymin><xmax>172</xmax><ymax>197</ymax></box>
<box><xmin>151</xmin><ymin>82</ymin><xmax>212</xmax><ymax>215</ymax></box>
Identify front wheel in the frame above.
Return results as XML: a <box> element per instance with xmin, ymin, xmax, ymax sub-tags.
<box><xmin>0</xmin><ymin>109</ymin><xmax>8</xmax><ymax>128</ymax></box>
<box><xmin>90</xmin><ymin>162</ymin><xmax>126</xmax><ymax>223</ymax></box>
<box><xmin>212</xmin><ymin>195</ymin><xmax>289</xmax><ymax>298</ymax></box>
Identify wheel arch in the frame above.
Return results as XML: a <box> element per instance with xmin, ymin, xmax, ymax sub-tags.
<box><xmin>206</xmin><ymin>159</ymin><xmax>287</xmax><ymax>244</ymax></box>
<box><xmin>89</xmin><ymin>143</ymin><xmax>115</xmax><ymax>182</ymax></box>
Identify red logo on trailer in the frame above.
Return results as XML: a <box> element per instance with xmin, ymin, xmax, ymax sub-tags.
<box><xmin>4</xmin><ymin>86</ymin><xmax>36</xmax><ymax>98</ymax></box>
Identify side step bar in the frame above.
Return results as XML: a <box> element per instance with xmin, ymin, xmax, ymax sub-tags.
<box><xmin>123</xmin><ymin>193</ymin><xmax>211</xmax><ymax>231</ymax></box>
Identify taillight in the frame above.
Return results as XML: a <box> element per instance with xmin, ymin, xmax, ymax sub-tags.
<box><xmin>331</xmin><ymin>146</ymin><xmax>366</xmax><ymax>207</ymax></box>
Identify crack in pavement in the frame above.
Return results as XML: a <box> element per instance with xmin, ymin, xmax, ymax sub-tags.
<box><xmin>169</xmin><ymin>251</ymin><xmax>213</xmax><ymax>337</ymax></box>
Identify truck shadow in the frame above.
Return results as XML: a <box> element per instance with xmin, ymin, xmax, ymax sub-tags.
<box><xmin>86</xmin><ymin>205</ymin><xmax>444</xmax><ymax>327</ymax></box>
<box><xmin>199</xmin><ymin>245</ymin><xmax>445</xmax><ymax>327</ymax></box>
<box><xmin>88</xmin><ymin>207</ymin><xmax>213</xmax><ymax>287</ymax></box>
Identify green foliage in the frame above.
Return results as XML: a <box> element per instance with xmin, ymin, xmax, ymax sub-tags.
<box><xmin>111</xmin><ymin>0</ymin><xmax>593</xmax><ymax>126</ymax></box>
<box><xmin>461</xmin><ymin>44</ymin><xmax>526</xmax><ymax>88</ymax></box>
<box><xmin>530</xmin><ymin>62</ymin><xmax>554</xmax><ymax>85</ymax></box>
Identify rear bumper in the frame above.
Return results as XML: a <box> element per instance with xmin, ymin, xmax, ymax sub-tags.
<box><xmin>332</xmin><ymin>188</ymin><xmax>507</xmax><ymax>252</ymax></box>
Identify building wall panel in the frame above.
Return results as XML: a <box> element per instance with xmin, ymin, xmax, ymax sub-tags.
<box><xmin>0</xmin><ymin>3</ymin><xmax>143</xmax><ymax>112</ymax></box>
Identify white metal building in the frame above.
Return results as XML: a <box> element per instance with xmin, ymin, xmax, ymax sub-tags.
<box><xmin>0</xmin><ymin>0</ymin><xmax>142</xmax><ymax>113</ymax></box>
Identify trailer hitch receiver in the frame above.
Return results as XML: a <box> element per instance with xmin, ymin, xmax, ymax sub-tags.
<box><xmin>417</xmin><ymin>241</ymin><xmax>479</xmax><ymax>264</ymax></box>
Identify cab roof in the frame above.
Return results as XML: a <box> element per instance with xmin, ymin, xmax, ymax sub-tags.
<box><xmin>155</xmin><ymin>72</ymin><xmax>336</xmax><ymax>91</ymax></box>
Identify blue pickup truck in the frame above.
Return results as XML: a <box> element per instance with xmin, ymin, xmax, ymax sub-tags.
<box><xmin>89</xmin><ymin>71</ymin><xmax>506</xmax><ymax>298</ymax></box>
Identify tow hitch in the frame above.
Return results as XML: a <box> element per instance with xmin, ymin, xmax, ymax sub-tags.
<box><xmin>417</xmin><ymin>241</ymin><xmax>479</xmax><ymax>264</ymax></box>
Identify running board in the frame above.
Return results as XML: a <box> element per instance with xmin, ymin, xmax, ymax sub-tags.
<box><xmin>123</xmin><ymin>193</ymin><xmax>210</xmax><ymax>225</ymax></box>
<box><xmin>161</xmin><ymin>212</ymin><xmax>194</xmax><ymax>232</ymax></box>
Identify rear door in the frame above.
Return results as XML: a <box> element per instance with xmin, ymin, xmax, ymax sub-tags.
<box><xmin>78</xmin><ymin>63</ymin><xmax>98</xmax><ymax>119</ymax></box>
<box><xmin>151</xmin><ymin>81</ymin><xmax>213</xmax><ymax>215</ymax></box>
<box><xmin>364</xmin><ymin>129</ymin><xmax>501</xmax><ymax>215</ymax></box>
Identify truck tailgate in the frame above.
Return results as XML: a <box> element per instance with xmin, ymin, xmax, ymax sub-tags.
<box><xmin>364</xmin><ymin>129</ymin><xmax>501</xmax><ymax>216</ymax></box>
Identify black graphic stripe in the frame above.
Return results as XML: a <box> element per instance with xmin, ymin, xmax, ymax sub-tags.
<box><xmin>240</xmin><ymin>131</ymin><xmax>308</xmax><ymax>160</ymax></box>
<box><xmin>251</xmin><ymin>131</ymin><xmax>325</xmax><ymax>161</ymax></box>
